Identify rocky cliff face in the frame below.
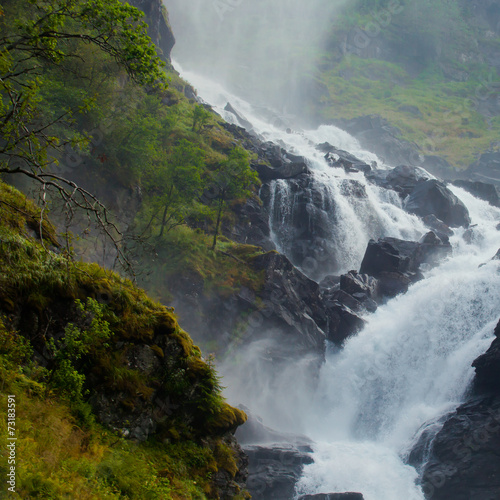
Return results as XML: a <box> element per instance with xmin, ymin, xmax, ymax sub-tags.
<box><xmin>411</xmin><ymin>318</ymin><xmax>500</xmax><ymax>500</ymax></box>
<box><xmin>128</xmin><ymin>0</ymin><xmax>175</xmax><ymax>62</ymax></box>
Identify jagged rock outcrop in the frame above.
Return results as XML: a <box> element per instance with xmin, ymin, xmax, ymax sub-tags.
<box><xmin>262</xmin><ymin>173</ymin><xmax>340</xmax><ymax>279</ymax></box>
<box><xmin>416</xmin><ymin>318</ymin><xmax>500</xmax><ymax>500</ymax></box>
<box><xmin>405</xmin><ymin>179</ymin><xmax>471</xmax><ymax>228</ymax></box>
<box><xmin>127</xmin><ymin>0</ymin><xmax>175</xmax><ymax>62</ymax></box>
<box><xmin>359</xmin><ymin>234</ymin><xmax>452</xmax><ymax>298</ymax></box>
<box><xmin>339</xmin><ymin>271</ymin><xmax>379</xmax><ymax>312</ymax></box>
<box><xmin>318</xmin><ymin>142</ymin><xmax>372</xmax><ymax>174</ymax></box>
<box><xmin>472</xmin><ymin>319</ymin><xmax>500</xmax><ymax>394</ymax></box>
<box><xmin>225</xmin><ymin>102</ymin><xmax>253</xmax><ymax>130</ymax></box>
<box><xmin>245</xmin><ymin>444</ymin><xmax>314</xmax><ymax>500</ymax></box>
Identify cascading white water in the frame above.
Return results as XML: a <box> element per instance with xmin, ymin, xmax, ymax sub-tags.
<box><xmin>175</xmin><ymin>65</ymin><xmax>428</xmax><ymax>278</ymax></box>
<box><xmin>296</xmin><ymin>193</ymin><xmax>500</xmax><ymax>500</ymax></box>
<box><xmin>172</xmin><ymin>62</ymin><xmax>500</xmax><ymax>500</ymax></box>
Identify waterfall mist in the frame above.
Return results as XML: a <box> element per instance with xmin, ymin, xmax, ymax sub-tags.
<box><xmin>164</xmin><ymin>0</ymin><xmax>346</xmax><ymax>117</ymax></box>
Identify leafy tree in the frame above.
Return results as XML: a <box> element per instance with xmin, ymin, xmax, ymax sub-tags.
<box><xmin>143</xmin><ymin>139</ymin><xmax>206</xmax><ymax>237</ymax></box>
<box><xmin>0</xmin><ymin>0</ymin><xmax>167</xmax><ymax>263</ymax></box>
<box><xmin>208</xmin><ymin>147</ymin><xmax>259</xmax><ymax>250</ymax></box>
<box><xmin>191</xmin><ymin>104</ymin><xmax>212</xmax><ymax>132</ymax></box>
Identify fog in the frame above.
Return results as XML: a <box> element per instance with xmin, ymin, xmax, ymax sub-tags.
<box><xmin>165</xmin><ymin>0</ymin><xmax>347</xmax><ymax>115</ymax></box>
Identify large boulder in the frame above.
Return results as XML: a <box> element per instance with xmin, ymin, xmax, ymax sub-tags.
<box><xmin>359</xmin><ymin>235</ymin><xmax>451</xmax><ymax>299</ymax></box>
<box><xmin>405</xmin><ymin>179</ymin><xmax>471</xmax><ymax>228</ymax></box>
<box><xmin>264</xmin><ymin>173</ymin><xmax>340</xmax><ymax>279</ymax></box>
<box><xmin>419</xmin><ymin>396</ymin><xmax>500</xmax><ymax>500</ymax></box>
<box><xmin>385</xmin><ymin>165</ymin><xmax>433</xmax><ymax>198</ymax></box>
<box><xmin>415</xmin><ymin>319</ymin><xmax>500</xmax><ymax>500</ymax></box>
<box><xmin>245</xmin><ymin>444</ymin><xmax>314</xmax><ymax>500</ymax></box>
<box><xmin>319</xmin><ymin>143</ymin><xmax>372</xmax><ymax>174</ymax></box>
<box><xmin>256</xmin><ymin>162</ymin><xmax>309</xmax><ymax>181</ymax></box>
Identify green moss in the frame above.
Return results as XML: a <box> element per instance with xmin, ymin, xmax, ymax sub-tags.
<box><xmin>0</xmin><ymin>183</ymin><xmax>249</xmax><ymax>498</ymax></box>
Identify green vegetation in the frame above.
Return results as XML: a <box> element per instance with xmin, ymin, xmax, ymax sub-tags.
<box><xmin>0</xmin><ymin>181</ymin><xmax>248</xmax><ymax>498</ymax></box>
<box><xmin>0</xmin><ymin>0</ymin><xmax>260</xmax><ymax>267</ymax></box>
<box><xmin>313</xmin><ymin>0</ymin><xmax>500</xmax><ymax>167</ymax></box>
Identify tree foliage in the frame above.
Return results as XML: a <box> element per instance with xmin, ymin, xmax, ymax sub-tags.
<box><xmin>0</xmin><ymin>0</ymin><xmax>167</xmax><ymax>267</ymax></box>
<box><xmin>209</xmin><ymin>147</ymin><xmax>259</xmax><ymax>249</ymax></box>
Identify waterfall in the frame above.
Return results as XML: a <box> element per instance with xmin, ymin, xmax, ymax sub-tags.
<box><xmin>170</xmin><ymin>65</ymin><xmax>500</xmax><ymax>499</ymax></box>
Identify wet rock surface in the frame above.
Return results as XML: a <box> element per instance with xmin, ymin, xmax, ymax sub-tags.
<box><xmin>405</xmin><ymin>179</ymin><xmax>471</xmax><ymax>228</ymax></box>
<box><xmin>415</xmin><ymin>319</ymin><xmax>500</xmax><ymax>500</ymax></box>
<box><xmin>245</xmin><ymin>444</ymin><xmax>314</xmax><ymax>500</ymax></box>
<box><xmin>358</xmin><ymin>234</ymin><xmax>451</xmax><ymax>299</ymax></box>
<box><xmin>128</xmin><ymin>0</ymin><xmax>175</xmax><ymax>62</ymax></box>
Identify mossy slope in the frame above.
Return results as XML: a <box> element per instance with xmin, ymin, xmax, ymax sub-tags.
<box><xmin>0</xmin><ymin>182</ymin><xmax>248</xmax><ymax>499</ymax></box>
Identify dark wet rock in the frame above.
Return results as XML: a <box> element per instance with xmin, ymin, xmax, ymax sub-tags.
<box><xmin>473</xmin><ymin>319</ymin><xmax>500</xmax><ymax>395</ymax></box>
<box><xmin>250</xmin><ymin>252</ymin><xmax>326</xmax><ymax>355</ymax></box>
<box><xmin>414</xmin><ymin>319</ymin><xmax>500</xmax><ymax>500</ymax></box>
<box><xmin>245</xmin><ymin>444</ymin><xmax>314</xmax><ymax>500</ymax></box>
<box><xmin>224</xmin><ymin>102</ymin><xmax>253</xmax><ymax>130</ymax></box>
<box><xmin>266</xmin><ymin>173</ymin><xmax>340</xmax><ymax>279</ymax></box>
<box><xmin>385</xmin><ymin>165</ymin><xmax>432</xmax><ymax>197</ymax></box>
<box><xmin>319</xmin><ymin>275</ymin><xmax>341</xmax><ymax>290</ymax></box>
<box><xmin>128</xmin><ymin>0</ymin><xmax>175</xmax><ymax>62</ymax></box>
<box><xmin>340</xmin><ymin>271</ymin><xmax>379</xmax><ymax>299</ymax></box>
<box><xmin>340</xmin><ymin>271</ymin><xmax>379</xmax><ymax>311</ymax></box>
<box><xmin>360</xmin><ymin>238</ymin><xmax>420</xmax><ymax>277</ymax></box>
<box><xmin>322</xmin><ymin>145</ymin><xmax>371</xmax><ymax>174</ymax></box>
<box><xmin>170</xmin><ymin>251</ymin><xmax>328</xmax><ymax>363</ymax></box>
<box><xmin>452</xmin><ymin>180</ymin><xmax>500</xmax><ymax>207</ymax></box>
<box><xmin>420</xmin><ymin>395</ymin><xmax>500</xmax><ymax>500</ymax></box>
<box><xmin>359</xmin><ymin>235</ymin><xmax>451</xmax><ymax>299</ymax></box>
<box><xmin>324</xmin><ymin>289</ymin><xmax>363</xmax><ymax>313</ymax></box>
<box><xmin>323</xmin><ymin>302</ymin><xmax>366</xmax><ymax>345</ymax></box>
<box><xmin>299</xmin><ymin>494</ymin><xmax>364</xmax><ymax>500</ymax></box>
<box><xmin>339</xmin><ymin>179</ymin><xmax>368</xmax><ymax>198</ymax></box>
<box><xmin>222</xmin><ymin>197</ymin><xmax>274</xmax><ymax>250</ymax></box>
<box><xmin>423</xmin><ymin>214</ymin><xmax>454</xmax><ymax>239</ymax></box>
<box><xmin>405</xmin><ymin>179</ymin><xmax>471</xmax><ymax>228</ymax></box>
<box><xmin>256</xmin><ymin>161</ymin><xmax>309</xmax><ymax>181</ymax></box>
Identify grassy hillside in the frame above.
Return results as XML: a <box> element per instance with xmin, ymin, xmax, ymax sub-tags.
<box><xmin>310</xmin><ymin>0</ymin><xmax>500</xmax><ymax>168</ymax></box>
